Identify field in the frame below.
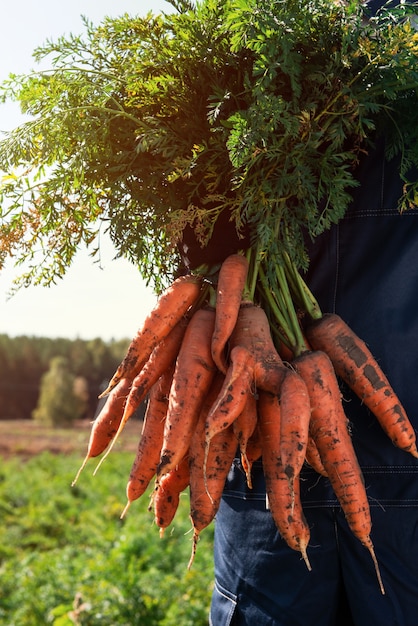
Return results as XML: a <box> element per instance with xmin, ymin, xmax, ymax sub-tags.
<box><xmin>0</xmin><ymin>419</ymin><xmax>141</xmax><ymax>459</ymax></box>
<box><xmin>0</xmin><ymin>420</ymin><xmax>214</xmax><ymax>626</ymax></box>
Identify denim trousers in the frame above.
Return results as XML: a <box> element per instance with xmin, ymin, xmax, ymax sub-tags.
<box><xmin>211</xmin><ymin>139</ymin><xmax>418</xmax><ymax>625</ymax></box>
<box><xmin>210</xmin><ymin>459</ymin><xmax>418</xmax><ymax>625</ymax></box>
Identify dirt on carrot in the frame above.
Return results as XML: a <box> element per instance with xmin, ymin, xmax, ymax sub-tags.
<box><xmin>157</xmin><ymin>306</ymin><xmax>217</xmax><ymax>479</ymax></box>
<box><xmin>204</xmin><ymin>344</ymin><xmax>255</xmax><ymax>443</ymax></box>
<box><xmin>306</xmin><ymin>313</ymin><xmax>418</xmax><ymax>459</ymax></box>
<box><xmin>121</xmin><ymin>365</ymin><xmax>175</xmax><ymax>518</ymax></box>
<box><xmin>211</xmin><ymin>253</ymin><xmax>249</xmax><ymax>373</ymax></box>
<box><xmin>229</xmin><ymin>302</ymin><xmax>287</xmax><ymax>395</ymax></box>
<box><xmin>258</xmin><ymin>388</ymin><xmax>311</xmax><ymax>570</ymax></box>
<box><xmin>71</xmin><ymin>377</ymin><xmax>132</xmax><ymax>486</ymax></box>
<box><xmin>295</xmin><ymin>348</ymin><xmax>385</xmax><ymax>594</ymax></box>
<box><xmin>101</xmin><ymin>274</ymin><xmax>203</xmax><ymax>396</ymax></box>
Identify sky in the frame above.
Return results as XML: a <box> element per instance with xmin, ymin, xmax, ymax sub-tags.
<box><xmin>0</xmin><ymin>0</ymin><xmax>172</xmax><ymax>341</ymax></box>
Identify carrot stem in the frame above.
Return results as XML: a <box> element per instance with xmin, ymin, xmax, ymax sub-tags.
<box><xmin>207</xmin><ymin>283</ymin><xmax>217</xmax><ymax>308</ymax></box>
<box><xmin>245</xmin><ymin>245</ymin><xmax>260</xmax><ymax>302</ymax></box>
<box><xmin>274</xmin><ymin>263</ymin><xmax>307</xmax><ymax>356</ymax></box>
<box><xmin>257</xmin><ymin>262</ymin><xmax>308</xmax><ymax>357</ymax></box>
<box><xmin>282</xmin><ymin>253</ymin><xmax>322</xmax><ymax>321</ymax></box>
<box><xmin>257</xmin><ymin>265</ymin><xmax>296</xmax><ymax>350</ymax></box>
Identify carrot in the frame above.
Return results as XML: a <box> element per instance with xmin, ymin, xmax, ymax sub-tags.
<box><xmin>189</xmin><ymin>424</ymin><xmax>237</xmax><ymax>568</ymax></box>
<box><xmin>279</xmin><ymin>368</ymin><xmax>311</xmax><ymax>502</ymax></box>
<box><xmin>121</xmin><ymin>365</ymin><xmax>174</xmax><ymax>519</ymax></box>
<box><xmin>93</xmin><ymin>313</ymin><xmax>194</xmax><ymax>476</ymax></box>
<box><xmin>157</xmin><ymin>306</ymin><xmax>217</xmax><ymax>479</ymax></box>
<box><xmin>306</xmin><ymin>313</ymin><xmax>418</xmax><ymax>459</ymax></box>
<box><xmin>152</xmin><ymin>455</ymin><xmax>190</xmax><ymax>537</ymax></box>
<box><xmin>233</xmin><ymin>389</ymin><xmax>258</xmax><ymax>489</ymax></box>
<box><xmin>240</xmin><ymin>422</ymin><xmax>262</xmax><ymax>489</ymax></box>
<box><xmin>305</xmin><ymin>435</ymin><xmax>328</xmax><ymax>477</ymax></box>
<box><xmin>121</xmin><ymin>316</ymin><xmax>189</xmax><ymax>425</ymax></box>
<box><xmin>188</xmin><ymin>374</ymin><xmax>237</xmax><ymax>568</ymax></box>
<box><xmin>204</xmin><ymin>345</ymin><xmax>255</xmax><ymax>444</ymax></box>
<box><xmin>100</xmin><ymin>274</ymin><xmax>203</xmax><ymax>397</ymax></box>
<box><xmin>71</xmin><ymin>377</ymin><xmax>131</xmax><ymax>486</ymax></box>
<box><xmin>211</xmin><ymin>253</ymin><xmax>249</xmax><ymax>373</ymax></box>
<box><xmin>229</xmin><ymin>302</ymin><xmax>287</xmax><ymax>395</ymax></box>
<box><xmin>257</xmin><ymin>389</ymin><xmax>311</xmax><ymax>570</ymax></box>
<box><xmin>277</xmin><ymin>340</ymin><xmax>295</xmax><ymax>363</ymax></box>
<box><xmin>294</xmin><ymin>349</ymin><xmax>385</xmax><ymax>594</ymax></box>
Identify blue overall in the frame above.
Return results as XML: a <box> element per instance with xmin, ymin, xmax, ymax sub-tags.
<box><xmin>210</xmin><ymin>55</ymin><xmax>418</xmax><ymax>626</ymax></box>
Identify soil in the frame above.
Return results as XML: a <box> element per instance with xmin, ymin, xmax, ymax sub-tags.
<box><xmin>0</xmin><ymin>418</ymin><xmax>143</xmax><ymax>460</ymax></box>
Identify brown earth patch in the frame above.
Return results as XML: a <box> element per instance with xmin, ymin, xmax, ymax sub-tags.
<box><xmin>0</xmin><ymin>419</ymin><xmax>143</xmax><ymax>460</ymax></box>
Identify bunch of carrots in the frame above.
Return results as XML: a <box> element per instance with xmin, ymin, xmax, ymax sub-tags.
<box><xmin>72</xmin><ymin>252</ymin><xmax>418</xmax><ymax>594</ymax></box>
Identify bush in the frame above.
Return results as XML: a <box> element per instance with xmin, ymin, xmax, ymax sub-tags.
<box><xmin>32</xmin><ymin>357</ymin><xmax>87</xmax><ymax>427</ymax></box>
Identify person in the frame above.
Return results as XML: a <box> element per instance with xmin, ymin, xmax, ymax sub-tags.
<box><xmin>209</xmin><ymin>3</ymin><xmax>418</xmax><ymax>625</ymax></box>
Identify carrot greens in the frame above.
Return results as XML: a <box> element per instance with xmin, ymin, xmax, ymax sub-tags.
<box><xmin>1</xmin><ymin>0</ymin><xmax>418</xmax><ymax>293</ymax></box>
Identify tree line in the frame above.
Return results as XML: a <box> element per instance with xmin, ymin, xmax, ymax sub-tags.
<box><xmin>0</xmin><ymin>334</ymin><xmax>131</xmax><ymax>424</ymax></box>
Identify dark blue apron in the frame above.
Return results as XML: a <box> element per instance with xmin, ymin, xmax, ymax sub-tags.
<box><xmin>211</xmin><ymin>120</ymin><xmax>418</xmax><ymax>626</ymax></box>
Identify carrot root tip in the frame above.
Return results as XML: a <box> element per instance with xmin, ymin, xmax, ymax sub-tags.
<box><xmin>120</xmin><ymin>500</ymin><xmax>131</xmax><ymax>519</ymax></box>
<box><xmin>301</xmin><ymin>546</ymin><xmax>312</xmax><ymax>572</ymax></box>
<box><xmin>98</xmin><ymin>374</ymin><xmax>121</xmax><ymax>399</ymax></box>
<box><xmin>409</xmin><ymin>444</ymin><xmax>418</xmax><ymax>459</ymax></box>
<box><xmin>203</xmin><ymin>444</ymin><xmax>215</xmax><ymax>505</ymax></box>
<box><xmin>366</xmin><ymin>541</ymin><xmax>385</xmax><ymax>595</ymax></box>
<box><xmin>92</xmin><ymin>454</ymin><xmax>107</xmax><ymax>476</ymax></box>
<box><xmin>241</xmin><ymin>452</ymin><xmax>253</xmax><ymax>489</ymax></box>
<box><xmin>71</xmin><ymin>456</ymin><xmax>89</xmax><ymax>487</ymax></box>
<box><xmin>187</xmin><ymin>529</ymin><xmax>200</xmax><ymax>570</ymax></box>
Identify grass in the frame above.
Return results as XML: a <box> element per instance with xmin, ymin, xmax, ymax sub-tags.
<box><xmin>0</xmin><ymin>425</ymin><xmax>215</xmax><ymax>625</ymax></box>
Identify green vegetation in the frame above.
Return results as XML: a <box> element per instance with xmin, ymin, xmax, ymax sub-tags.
<box><xmin>33</xmin><ymin>356</ymin><xmax>88</xmax><ymax>426</ymax></box>
<box><xmin>0</xmin><ymin>334</ymin><xmax>130</xmax><ymax>421</ymax></box>
<box><xmin>1</xmin><ymin>0</ymin><xmax>418</xmax><ymax>293</ymax></box>
<box><xmin>0</xmin><ymin>451</ymin><xmax>214</xmax><ymax>625</ymax></box>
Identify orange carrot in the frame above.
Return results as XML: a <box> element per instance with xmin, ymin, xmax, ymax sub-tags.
<box><xmin>205</xmin><ymin>345</ymin><xmax>255</xmax><ymax>443</ymax></box>
<box><xmin>295</xmin><ymin>349</ymin><xmax>384</xmax><ymax>593</ymax></box>
<box><xmin>233</xmin><ymin>389</ymin><xmax>258</xmax><ymax>489</ymax></box>
<box><xmin>121</xmin><ymin>365</ymin><xmax>174</xmax><ymax>518</ymax></box>
<box><xmin>152</xmin><ymin>455</ymin><xmax>190</xmax><ymax>537</ymax></box>
<box><xmin>275</xmin><ymin>336</ymin><xmax>295</xmax><ymax>362</ymax></box>
<box><xmin>229</xmin><ymin>302</ymin><xmax>287</xmax><ymax>395</ymax></box>
<box><xmin>240</xmin><ymin>422</ymin><xmax>262</xmax><ymax>489</ymax></box>
<box><xmin>101</xmin><ymin>274</ymin><xmax>203</xmax><ymax>397</ymax></box>
<box><xmin>121</xmin><ymin>316</ymin><xmax>189</xmax><ymax>425</ymax></box>
<box><xmin>71</xmin><ymin>377</ymin><xmax>131</xmax><ymax>486</ymax></box>
<box><xmin>157</xmin><ymin>306</ymin><xmax>217</xmax><ymax>479</ymax></box>
<box><xmin>188</xmin><ymin>374</ymin><xmax>237</xmax><ymax>568</ymax></box>
<box><xmin>305</xmin><ymin>435</ymin><xmax>328</xmax><ymax>477</ymax></box>
<box><xmin>211</xmin><ymin>253</ymin><xmax>249</xmax><ymax>373</ymax></box>
<box><xmin>93</xmin><ymin>315</ymin><xmax>195</xmax><ymax>476</ymax></box>
<box><xmin>306</xmin><ymin>313</ymin><xmax>418</xmax><ymax>459</ymax></box>
<box><xmin>279</xmin><ymin>368</ymin><xmax>311</xmax><ymax>500</ymax></box>
<box><xmin>258</xmin><ymin>389</ymin><xmax>311</xmax><ymax>570</ymax></box>
<box><xmin>189</xmin><ymin>424</ymin><xmax>237</xmax><ymax>568</ymax></box>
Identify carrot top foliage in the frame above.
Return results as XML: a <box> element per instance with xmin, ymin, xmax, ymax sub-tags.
<box><xmin>1</xmin><ymin>0</ymin><xmax>418</xmax><ymax>291</ymax></box>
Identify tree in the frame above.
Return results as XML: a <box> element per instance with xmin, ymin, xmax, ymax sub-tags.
<box><xmin>0</xmin><ymin>334</ymin><xmax>126</xmax><ymax>421</ymax></box>
<box><xmin>32</xmin><ymin>356</ymin><xmax>87</xmax><ymax>426</ymax></box>
<box><xmin>0</xmin><ymin>0</ymin><xmax>417</xmax><ymax>295</ymax></box>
